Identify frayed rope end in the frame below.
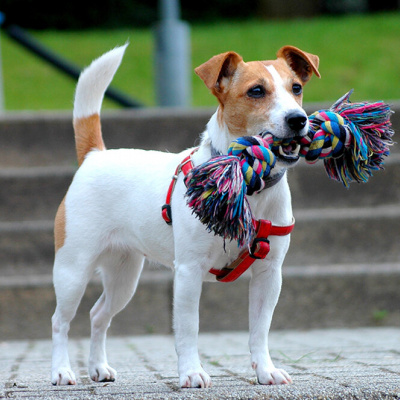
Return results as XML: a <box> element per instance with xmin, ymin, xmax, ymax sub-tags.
<box><xmin>306</xmin><ymin>90</ymin><xmax>394</xmax><ymax>187</ymax></box>
<box><xmin>184</xmin><ymin>156</ymin><xmax>255</xmax><ymax>248</ymax></box>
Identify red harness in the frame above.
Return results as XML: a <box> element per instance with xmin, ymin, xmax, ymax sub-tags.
<box><xmin>161</xmin><ymin>150</ymin><xmax>295</xmax><ymax>282</ymax></box>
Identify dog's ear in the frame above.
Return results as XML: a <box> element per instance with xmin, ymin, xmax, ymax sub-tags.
<box><xmin>277</xmin><ymin>46</ymin><xmax>321</xmax><ymax>83</ymax></box>
<box><xmin>195</xmin><ymin>51</ymin><xmax>243</xmax><ymax>92</ymax></box>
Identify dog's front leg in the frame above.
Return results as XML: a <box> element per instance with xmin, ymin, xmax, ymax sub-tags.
<box><xmin>248</xmin><ymin>257</ymin><xmax>292</xmax><ymax>385</ymax></box>
<box><xmin>173</xmin><ymin>265</ymin><xmax>211</xmax><ymax>388</ymax></box>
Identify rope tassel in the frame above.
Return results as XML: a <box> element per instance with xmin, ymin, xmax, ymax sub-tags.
<box><xmin>185</xmin><ymin>137</ymin><xmax>275</xmax><ymax>246</ymax></box>
<box><xmin>302</xmin><ymin>90</ymin><xmax>394</xmax><ymax>186</ymax></box>
<box><xmin>185</xmin><ymin>90</ymin><xmax>394</xmax><ymax>247</ymax></box>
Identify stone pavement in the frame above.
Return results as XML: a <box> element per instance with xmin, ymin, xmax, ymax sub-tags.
<box><xmin>1</xmin><ymin>328</ymin><xmax>400</xmax><ymax>399</ymax></box>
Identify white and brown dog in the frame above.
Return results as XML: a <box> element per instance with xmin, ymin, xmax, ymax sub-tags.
<box><xmin>51</xmin><ymin>44</ymin><xmax>320</xmax><ymax>388</ymax></box>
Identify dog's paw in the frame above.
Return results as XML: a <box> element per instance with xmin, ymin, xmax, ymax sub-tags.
<box><xmin>52</xmin><ymin>367</ymin><xmax>77</xmax><ymax>386</ymax></box>
<box><xmin>253</xmin><ymin>363</ymin><xmax>292</xmax><ymax>385</ymax></box>
<box><xmin>180</xmin><ymin>368</ymin><xmax>211</xmax><ymax>388</ymax></box>
<box><xmin>89</xmin><ymin>363</ymin><xmax>117</xmax><ymax>382</ymax></box>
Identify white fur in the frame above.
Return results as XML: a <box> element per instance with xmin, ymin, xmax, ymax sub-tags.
<box><xmin>51</xmin><ymin>45</ymin><xmax>300</xmax><ymax>388</ymax></box>
<box><xmin>266</xmin><ymin>65</ymin><xmax>309</xmax><ymax>138</ymax></box>
<box><xmin>205</xmin><ymin>111</ymin><xmax>233</xmax><ymax>154</ymax></box>
<box><xmin>73</xmin><ymin>44</ymin><xmax>128</xmax><ymax>119</ymax></box>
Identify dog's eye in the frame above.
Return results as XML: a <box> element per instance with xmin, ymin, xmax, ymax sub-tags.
<box><xmin>247</xmin><ymin>85</ymin><xmax>266</xmax><ymax>99</ymax></box>
<box><xmin>292</xmin><ymin>83</ymin><xmax>303</xmax><ymax>95</ymax></box>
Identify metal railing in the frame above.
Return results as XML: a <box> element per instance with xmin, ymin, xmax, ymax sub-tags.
<box><xmin>0</xmin><ymin>12</ymin><xmax>143</xmax><ymax>109</ymax></box>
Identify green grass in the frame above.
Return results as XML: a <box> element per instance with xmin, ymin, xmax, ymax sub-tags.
<box><xmin>1</xmin><ymin>12</ymin><xmax>400</xmax><ymax>111</ymax></box>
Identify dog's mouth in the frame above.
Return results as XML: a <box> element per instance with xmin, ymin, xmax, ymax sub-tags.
<box><xmin>275</xmin><ymin>140</ymin><xmax>301</xmax><ymax>164</ymax></box>
<box><xmin>262</xmin><ymin>133</ymin><xmax>302</xmax><ymax>165</ymax></box>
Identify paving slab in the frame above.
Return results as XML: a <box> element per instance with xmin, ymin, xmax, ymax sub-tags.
<box><xmin>1</xmin><ymin>328</ymin><xmax>400</xmax><ymax>399</ymax></box>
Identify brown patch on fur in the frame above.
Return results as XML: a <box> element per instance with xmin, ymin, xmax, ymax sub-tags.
<box><xmin>194</xmin><ymin>51</ymin><xmax>243</xmax><ymax>92</ymax></box>
<box><xmin>213</xmin><ymin>60</ymin><xmax>277</xmax><ymax>136</ymax></box>
<box><xmin>54</xmin><ymin>197</ymin><xmax>66</xmax><ymax>252</ymax></box>
<box><xmin>73</xmin><ymin>114</ymin><xmax>106</xmax><ymax>166</ymax></box>
<box><xmin>276</xmin><ymin>46</ymin><xmax>320</xmax><ymax>82</ymax></box>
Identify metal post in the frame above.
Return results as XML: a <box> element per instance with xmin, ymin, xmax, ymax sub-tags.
<box><xmin>154</xmin><ymin>0</ymin><xmax>191</xmax><ymax>107</ymax></box>
<box><xmin>0</xmin><ymin>12</ymin><xmax>5</xmax><ymax>113</ymax></box>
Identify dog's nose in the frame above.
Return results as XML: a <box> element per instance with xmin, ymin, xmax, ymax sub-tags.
<box><xmin>286</xmin><ymin>112</ymin><xmax>307</xmax><ymax>132</ymax></box>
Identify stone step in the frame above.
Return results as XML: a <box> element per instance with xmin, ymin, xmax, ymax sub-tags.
<box><xmin>0</xmin><ymin>154</ymin><xmax>399</xmax><ymax>223</ymax></box>
<box><xmin>288</xmin><ymin>153</ymin><xmax>400</xmax><ymax>209</ymax></box>
<box><xmin>0</xmin><ymin>103</ymin><xmax>398</xmax><ymax>167</ymax></box>
<box><xmin>0</xmin><ymin>109</ymin><xmax>211</xmax><ymax>167</ymax></box>
<box><xmin>0</xmin><ymin>105</ymin><xmax>397</xmax><ymax>341</ymax></box>
<box><xmin>1</xmin><ymin>205</ymin><xmax>399</xmax><ymax>277</ymax></box>
<box><xmin>0</xmin><ymin>220</ymin><xmax>54</xmax><ymax>276</ymax></box>
<box><xmin>290</xmin><ymin>204</ymin><xmax>400</xmax><ymax>265</ymax></box>
<box><xmin>1</xmin><ymin>263</ymin><xmax>399</xmax><ymax>340</ymax></box>
<box><xmin>0</xmin><ymin>166</ymin><xmax>74</xmax><ymax>222</ymax></box>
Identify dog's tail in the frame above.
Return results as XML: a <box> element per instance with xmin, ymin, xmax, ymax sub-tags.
<box><xmin>73</xmin><ymin>44</ymin><xmax>128</xmax><ymax>166</ymax></box>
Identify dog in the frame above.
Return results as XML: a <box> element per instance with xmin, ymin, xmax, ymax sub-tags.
<box><xmin>51</xmin><ymin>44</ymin><xmax>320</xmax><ymax>388</ymax></box>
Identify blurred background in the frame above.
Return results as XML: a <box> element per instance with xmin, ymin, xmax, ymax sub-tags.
<box><xmin>0</xmin><ymin>0</ymin><xmax>399</xmax><ymax>111</ymax></box>
<box><xmin>0</xmin><ymin>1</ymin><xmax>399</xmax><ymax>340</ymax></box>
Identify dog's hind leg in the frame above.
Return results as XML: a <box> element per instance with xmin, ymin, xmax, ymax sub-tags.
<box><xmin>88</xmin><ymin>251</ymin><xmax>144</xmax><ymax>382</ymax></box>
<box><xmin>51</xmin><ymin>250</ymin><xmax>96</xmax><ymax>385</ymax></box>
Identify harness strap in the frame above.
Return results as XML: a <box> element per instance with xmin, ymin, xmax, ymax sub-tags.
<box><xmin>162</xmin><ymin>149</ymin><xmax>198</xmax><ymax>225</ymax></box>
<box><xmin>208</xmin><ymin>218</ymin><xmax>295</xmax><ymax>282</ymax></box>
<box><xmin>161</xmin><ymin>150</ymin><xmax>295</xmax><ymax>282</ymax></box>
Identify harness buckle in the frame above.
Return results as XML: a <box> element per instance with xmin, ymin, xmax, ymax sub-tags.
<box><xmin>161</xmin><ymin>204</ymin><xmax>172</xmax><ymax>225</ymax></box>
<box><xmin>249</xmin><ymin>238</ymin><xmax>270</xmax><ymax>259</ymax></box>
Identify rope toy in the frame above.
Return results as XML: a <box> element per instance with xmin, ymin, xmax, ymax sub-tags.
<box><xmin>185</xmin><ymin>136</ymin><xmax>275</xmax><ymax>247</ymax></box>
<box><xmin>185</xmin><ymin>90</ymin><xmax>394</xmax><ymax>247</ymax></box>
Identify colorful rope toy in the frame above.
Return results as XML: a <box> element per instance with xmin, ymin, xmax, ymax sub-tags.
<box><xmin>185</xmin><ymin>90</ymin><xmax>394</xmax><ymax>247</ymax></box>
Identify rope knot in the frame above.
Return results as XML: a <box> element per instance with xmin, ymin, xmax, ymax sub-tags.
<box><xmin>228</xmin><ymin>136</ymin><xmax>276</xmax><ymax>195</ymax></box>
<box><xmin>300</xmin><ymin>110</ymin><xmax>350</xmax><ymax>163</ymax></box>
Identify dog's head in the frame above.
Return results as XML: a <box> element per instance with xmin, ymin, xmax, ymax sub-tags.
<box><xmin>196</xmin><ymin>46</ymin><xmax>320</xmax><ymax>165</ymax></box>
